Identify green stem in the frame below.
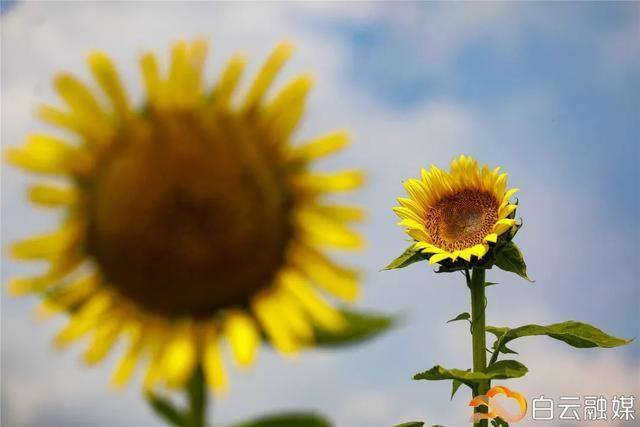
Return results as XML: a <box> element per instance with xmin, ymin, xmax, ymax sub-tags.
<box><xmin>186</xmin><ymin>366</ymin><xmax>208</xmax><ymax>427</ymax></box>
<box><xmin>470</xmin><ymin>268</ymin><xmax>489</xmax><ymax>427</ymax></box>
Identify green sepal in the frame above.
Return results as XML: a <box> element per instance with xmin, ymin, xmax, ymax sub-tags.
<box><xmin>413</xmin><ymin>360</ymin><xmax>528</xmax><ymax>388</ymax></box>
<box><xmin>487</xmin><ymin>321</ymin><xmax>632</xmax><ymax>356</ymax></box>
<box><xmin>313</xmin><ymin>308</ymin><xmax>395</xmax><ymax>347</ymax></box>
<box><xmin>493</xmin><ymin>241</ymin><xmax>532</xmax><ymax>282</ymax></box>
<box><xmin>447</xmin><ymin>312</ymin><xmax>471</xmax><ymax>324</ymax></box>
<box><xmin>146</xmin><ymin>392</ymin><xmax>186</xmax><ymax>427</ymax></box>
<box><xmin>227</xmin><ymin>413</ymin><xmax>332</xmax><ymax>427</ymax></box>
<box><xmin>383</xmin><ymin>245</ymin><xmax>429</xmax><ymax>270</ymax></box>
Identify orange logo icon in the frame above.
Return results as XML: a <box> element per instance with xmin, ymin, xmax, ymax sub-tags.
<box><xmin>468</xmin><ymin>385</ymin><xmax>528</xmax><ymax>423</ymax></box>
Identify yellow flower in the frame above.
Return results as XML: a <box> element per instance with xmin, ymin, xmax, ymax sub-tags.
<box><xmin>393</xmin><ymin>155</ymin><xmax>518</xmax><ymax>264</ymax></box>
<box><xmin>6</xmin><ymin>40</ymin><xmax>364</xmax><ymax>392</ymax></box>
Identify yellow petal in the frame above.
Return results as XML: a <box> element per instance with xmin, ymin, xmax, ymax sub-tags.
<box><xmin>11</xmin><ymin>221</ymin><xmax>82</xmax><ymax>260</ymax></box>
<box><xmin>88</xmin><ymin>51</ymin><xmax>130</xmax><ymax>116</ymax></box>
<box><xmin>161</xmin><ymin>322</ymin><xmax>197</xmax><ymax>389</ymax></box>
<box><xmin>275</xmin><ymin>292</ymin><xmax>314</xmax><ymax>343</ymax></box>
<box><xmin>140</xmin><ymin>52</ymin><xmax>161</xmax><ymax>104</ymax></box>
<box><xmin>407</xmin><ymin>227</ymin><xmax>431</xmax><ymax>242</ymax></box>
<box><xmin>280</xmin><ymin>270</ymin><xmax>344</xmax><ymax>332</ymax></box>
<box><xmin>5</xmin><ymin>134</ymin><xmax>76</xmax><ymax>174</ymax></box>
<box><xmin>397</xmin><ymin>218</ymin><xmax>425</xmax><ymax>231</ymax></box>
<box><xmin>292</xmin><ymin>245</ymin><xmax>359</xmax><ymax>302</ymax></box>
<box><xmin>429</xmin><ymin>252</ymin><xmax>452</xmax><ymax>264</ymax></box>
<box><xmin>168</xmin><ymin>41</ymin><xmax>188</xmax><ymax>85</ymax></box>
<box><xmin>83</xmin><ymin>315</ymin><xmax>125</xmax><ymax>365</ymax></box>
<box><xmin>403</xmin><ymin>178</ymin><xmax>431</xmax><ymax>207</ymax></box>
<box><xmin>252</xmin><ymin>290</ymin><xmax>299</xmax><ymax>355</ymax></box>
<box><xmin>38</xmin><ymin>105</ymin><xmax>78</xmax><ymax>131</ymax></box>
<box><xmin>36</xmin><ymin>272</ymin><xmax>100</xmax><ymax>316</ymax></box>
<box><xmin>224</xmin><ymin>310</ymin><xmax>260</xmax><ymax>368</ymax></box>
<box><xmin>243</xmin><ymin>42</ymin><xmax>294</xmax><ymax>110</ymax></box>
<box><xmin>294</xmin><ymin>170</ymin><xmax>364</xmax><ymax>194</ymax></box>
<box><xmin>184</xmin><ymin>39</ymin><xmax>208</xmax><ymax>95</ymax></box>
<box><xmin>10</xmin><ymin>250</ymin><xmax>85</xmax><ymax>297</ymax></box>
<box><xmin>142</xmin><ymin>323</ymin><xmax>169</xmax><ymax>392</ymax></box>
<box><xmin>298</xmin><ymin>209</ymin><xmax>363</xmax><ymax>250</ymax></box>
<box><xmin>393</xmin><ymin>206</ymin><xmax>424</xmax><ymax>224</ymax></box>
<box><xmin>459</xmin><ymin>248</ymin><xmax>473</xmax><ymax>262</ymax></box>
<box><xmin>469</xmin><ymin>244</ymin><xmax>489</xmax><ymax>259</ymax></box>
<box><xmin>211</xmin><ymin>54</ymin><xmax>246</xmax><ymax>108</ymax></box>
<box><xmin>415</xmin><ymin>242</ymin><xmax>444</xmax><ymax>254</ymax></box>
<box><xmin>111</xmin><ymin>325</ymin><xmax>145</xmax><ymax>388</ymax></box>
<box><xmin>397</xmin><ymin>197</ymin><xmax>426</xmax><ymax>217</ymax></box>
<box><xmin>54</xmin><ymin>291</ymin><xmax>113</xmax><ymax>348</ymax></box>
<box><xmin>484</xmin><ymin>233</ymin><xmax>498</xmax><ymax>243</ymax></box>
<box><xmin>29</xmin><ymin>183</ymin><xmax>79</xmax><ymax>206</ymax></box>
<box><xmin>311</xmin><ymin>204</ymin><xmax>364</xmax><ymax>223</ymax></box>
<box><xmin>502</xmin><ymin>188</ymin><xmax>520</xmax><ymax>203</ymax></box>
<box><xmin>492</xmin><ymin>218</ymin><xmax>516</xmax><ymax>236</ymax></box>
<box><xmin>202</xmin><ymin>325</ymin><xmax>228</xmax><ymax>392</ymax></box>
<box><xmin>54</xmin><ymin>73</ymin><xmax>105</xmax><ymax>118</ymax></box>
<box><xmin>498</xmin><ymin>203</ymin><xmax>517</xmax><ymax>219</ymax></box>
<box><xmin>288</xmin><ymin>131</ymin><xmax>349</xmax><ymax>162</ymax></box>
<box><xmin>264</xmin><ymin>74</ymin><xmax>313</xmax><ymax>142</ymax></box>
<box><xmin>493</xmin><ymin>173</ymin><xmax>508</xmax><ymax>198</ymax></box>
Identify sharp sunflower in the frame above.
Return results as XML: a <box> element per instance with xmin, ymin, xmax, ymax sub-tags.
<box><xmin>394</xmin><ymin>155</ymin><xmax>518</xmax><ymax>264</ymax></box>
<box><xmin>6</xmin><ymin>40</ymin><xmax>364</xmax><ymax>392</ymax></box>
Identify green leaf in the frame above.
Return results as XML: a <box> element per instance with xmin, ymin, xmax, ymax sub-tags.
<box><xmin>499</xmin><ymin>345</ymin><xmax>519</xmax><ymax>355</ymax></box>
<box><xmin>451</xmin><ymin>378</ymin><xmax>465</xmax><ymax>399</ymax></box>
<box><xmin>488</xmin><ymin>321</ymin><xmax>632</xmax><ymax>354</ymax></box>
<box><xmin>413</xmin><ymin>360</ymin><xmax>527</xmax><ymax>387</ymax></box>
<box><xmin>483</xmin><ymin>359</ymin><xmax>528</xmax><ymax>380</ymax></box>
<box><xmin>491</xmin><ymin>417</ymin><xmax>510</xmax><ymax>427</ymax></box>
<box><xmin>494</xmin><ymin>241</ymin><xmax>532</xmax><ymax>281</ymax></box>
<box><xmin>447</xmin><ymin>312</ymin><xmax>471</xmax><ymax>323</ymax></box>
<box><xmin>228</xmin><ymin>413</ymin><xmax>332</xmax><ymax>427</ymax></box>
<box><xmin>313</xmin><ymin>308</ymin><xmax>395</xmax><ymax>347</ymax></box>
<box><xmin>146</xmin><ymin>393</ymin><xmax>185</xmax><ymax>427</ymax></box>
<box><xmin>383</xmin><ymin>245</ymin><xmax>428</xmax><ymax>270</ymax></box>
<box><xmin>393</xmin><ymin>422</ymin><xmax>425</xmax><ymax>427</ymax></box>
<box><xmin>487</xmin><ymin>326</ymin><xmax>510</xmax><ymax>340</ymax></box>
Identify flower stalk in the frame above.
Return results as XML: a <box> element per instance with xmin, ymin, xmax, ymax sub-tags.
<box><xmin>186</xmin><ymin>367</ymin><xmax>207</xmax><ymax>427</ymax></box>
<box><xmin>469</xmin><ymin>268</ymin><xmax>488</xmax><ymax>427</ymax></box>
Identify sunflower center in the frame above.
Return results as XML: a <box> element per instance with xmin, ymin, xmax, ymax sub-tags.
<box><xmin>425</xmin><ymin>189</ymin><xmax>498</xmax><ymax>252</ymax></box>
<box><xmin>86</xmin><ymin>111</ymin><xmax>291</xmax><ymax>317</ymax></box>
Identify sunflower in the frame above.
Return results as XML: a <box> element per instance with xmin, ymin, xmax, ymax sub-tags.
<box><xmin>393</xmin><ymin>155</ymin><xmax>518</xmax><ymax>264</ymax></box>
<box><xmin>6</xmin><ymin>40</ymin><xmax>364</xmax><ymax>392</ymax></box>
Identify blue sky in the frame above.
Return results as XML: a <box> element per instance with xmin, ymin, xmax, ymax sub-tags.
<box><xmin>2</xmin><ymin>2</ymin><xmax>639</xmax><ymax>426</ymax></box>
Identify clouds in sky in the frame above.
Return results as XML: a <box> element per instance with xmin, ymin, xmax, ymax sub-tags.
<box><xmin>2</xmin><ymin>2</ymin><xmax>638</xmax><ymax>426</ymax></box>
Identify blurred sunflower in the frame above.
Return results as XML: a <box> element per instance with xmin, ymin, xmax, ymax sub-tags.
<box><xmin>394</xmin><ymin>155</ymin><xmax>518</xmax><ymax>264</ymax></box>
<box><xmin>7</xmin><ymin>40</ymin><xmax>363</xmax><ymax>392</ymax></box>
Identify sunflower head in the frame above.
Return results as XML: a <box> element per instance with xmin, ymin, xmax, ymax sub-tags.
<box><xmin>393</xmin><ymin>155</ymin><xmax>519</xmax><ymax>268</ymax></box>
<box><xmin>6</xmin><ymin>39</ymin><xmax>364</xmax><ymax>392</ymax></box>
